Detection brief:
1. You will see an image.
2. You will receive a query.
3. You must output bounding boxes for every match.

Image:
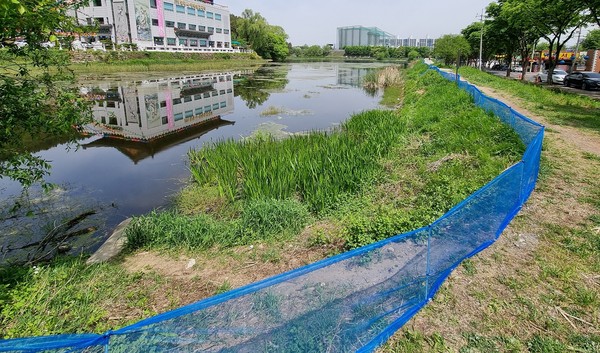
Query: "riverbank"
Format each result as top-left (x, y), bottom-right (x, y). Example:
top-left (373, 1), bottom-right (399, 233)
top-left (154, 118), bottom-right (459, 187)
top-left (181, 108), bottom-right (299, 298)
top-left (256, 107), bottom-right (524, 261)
top-left (67, 51), bottom-right (266, 74)
top-left (0, 63), bottom-right (526, 338)
top-left (380, 66), bottom-right (600, 352)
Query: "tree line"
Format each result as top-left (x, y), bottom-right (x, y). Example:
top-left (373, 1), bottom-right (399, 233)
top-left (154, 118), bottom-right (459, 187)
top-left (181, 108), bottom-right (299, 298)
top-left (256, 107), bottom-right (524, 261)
top-left (432, 0), bottom-right (600, 83)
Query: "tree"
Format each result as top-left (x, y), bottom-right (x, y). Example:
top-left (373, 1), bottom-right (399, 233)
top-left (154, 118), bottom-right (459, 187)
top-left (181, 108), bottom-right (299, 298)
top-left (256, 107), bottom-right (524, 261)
top-left (583, 0), bottom-right (600, 26)
top-left (581, 29), bottom-right (600, 49)
top-left (526, 0), bottom-right (587, 81)
top-left (433, 34), bottom-right (471, 66)
top-left (235, 9), bottom-right (289, 62)
top-left (484, 0), bottom-right (541, 79)
top-left (1, 0), bottom-right (92, 188)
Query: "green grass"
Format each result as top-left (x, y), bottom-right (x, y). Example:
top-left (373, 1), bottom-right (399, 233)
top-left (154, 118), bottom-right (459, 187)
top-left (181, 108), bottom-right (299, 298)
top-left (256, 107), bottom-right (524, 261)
top-left (0, 257), bottom-right (161, 338)
top-left (0, 62), bottom-right (530, 340)
top-left (459, 66), bottom-right (600, 133)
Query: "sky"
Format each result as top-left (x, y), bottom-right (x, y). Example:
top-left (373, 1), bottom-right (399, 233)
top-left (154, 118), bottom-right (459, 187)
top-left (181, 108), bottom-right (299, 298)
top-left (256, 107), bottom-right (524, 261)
top-left (224, 0), bottom-right (494, 46)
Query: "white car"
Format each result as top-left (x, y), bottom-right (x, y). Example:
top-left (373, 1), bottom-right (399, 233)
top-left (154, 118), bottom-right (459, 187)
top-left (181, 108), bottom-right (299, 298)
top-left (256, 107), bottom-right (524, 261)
top-left (536, 69), bottom-right (568, 84)
top-left (14, 40), bottom-right (27, 48)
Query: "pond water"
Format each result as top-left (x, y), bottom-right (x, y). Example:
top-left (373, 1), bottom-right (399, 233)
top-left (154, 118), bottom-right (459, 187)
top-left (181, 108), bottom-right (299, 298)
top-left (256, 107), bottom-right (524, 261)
top-left (0, 62), bottom-right (388, 263)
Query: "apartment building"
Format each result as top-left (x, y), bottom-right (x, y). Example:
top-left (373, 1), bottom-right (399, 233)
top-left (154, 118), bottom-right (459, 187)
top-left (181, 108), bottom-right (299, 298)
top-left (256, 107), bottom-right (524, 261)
top-left (70, 0), bottom-right (233, 52)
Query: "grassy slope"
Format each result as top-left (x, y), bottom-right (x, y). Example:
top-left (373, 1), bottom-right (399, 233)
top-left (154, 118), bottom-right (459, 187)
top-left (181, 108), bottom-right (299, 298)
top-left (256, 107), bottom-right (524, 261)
top-left (0, 64), bottom-right (526, 340)
top-left (380, 67), bottom-right (600, 352)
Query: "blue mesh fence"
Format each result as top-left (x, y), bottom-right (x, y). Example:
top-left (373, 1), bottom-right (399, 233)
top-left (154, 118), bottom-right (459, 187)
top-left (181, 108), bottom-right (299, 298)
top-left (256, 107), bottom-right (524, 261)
top-left (0, 65), bottom-right (544, 353)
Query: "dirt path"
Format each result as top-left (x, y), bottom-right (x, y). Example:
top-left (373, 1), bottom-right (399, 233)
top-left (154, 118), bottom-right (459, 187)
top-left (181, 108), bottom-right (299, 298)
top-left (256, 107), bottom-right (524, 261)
top-left (477, 85), bottom-right (600, 157)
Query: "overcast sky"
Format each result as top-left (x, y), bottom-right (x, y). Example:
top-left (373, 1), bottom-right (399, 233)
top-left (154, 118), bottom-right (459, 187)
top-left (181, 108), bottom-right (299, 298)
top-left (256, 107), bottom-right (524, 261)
top-left (224, 0), bottom-right (494, 46)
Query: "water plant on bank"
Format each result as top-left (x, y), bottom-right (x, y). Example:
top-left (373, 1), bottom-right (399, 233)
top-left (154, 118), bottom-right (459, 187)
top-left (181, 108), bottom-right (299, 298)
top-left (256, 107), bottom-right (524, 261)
top-left (129, 63), bottom-right (524, 253)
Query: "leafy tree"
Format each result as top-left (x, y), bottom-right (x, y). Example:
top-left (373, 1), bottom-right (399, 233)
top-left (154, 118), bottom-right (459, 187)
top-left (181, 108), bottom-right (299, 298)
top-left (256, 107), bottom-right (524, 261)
top-left (583, 0), bottom-right (600, 26)
top-left (581, 29), bottom-right (600, 49)
top-left (235, 9), bottom-right (289, 62)
top-left (1, 0), bottom-right (92, 188)
top-left (433, 34), bottom-right (471, 65)
top-left (407, 50), bottom-right (420, 61)
top-left (526, 0), bottom-right (587, 81)
top-left (484, 0), bottom-right (541, 79)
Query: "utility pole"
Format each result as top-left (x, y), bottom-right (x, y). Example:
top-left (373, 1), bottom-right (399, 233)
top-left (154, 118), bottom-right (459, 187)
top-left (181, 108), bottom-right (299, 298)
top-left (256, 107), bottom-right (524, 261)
top-left (479, 9), bottom-right (484, 70)
top-left (570, 27), bottom-right (582, 73)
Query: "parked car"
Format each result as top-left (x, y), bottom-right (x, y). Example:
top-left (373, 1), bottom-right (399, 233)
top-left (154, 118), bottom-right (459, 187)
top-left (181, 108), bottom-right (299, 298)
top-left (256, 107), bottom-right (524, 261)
top-left (14, 40), bottom-right (27, 48)
top-left (563, 72), bottom-right (600, 90)
top-left (491, 64), bottom-right (508, 71)
top-left (536, 69), bottom-right (568, 84)
top-left (511, 65), bottom-right (523, 73)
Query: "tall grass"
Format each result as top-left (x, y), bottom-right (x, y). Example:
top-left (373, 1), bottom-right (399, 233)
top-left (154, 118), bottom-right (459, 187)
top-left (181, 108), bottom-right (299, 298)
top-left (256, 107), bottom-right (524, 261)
top-left (189, 109), bottom-right (406, 213)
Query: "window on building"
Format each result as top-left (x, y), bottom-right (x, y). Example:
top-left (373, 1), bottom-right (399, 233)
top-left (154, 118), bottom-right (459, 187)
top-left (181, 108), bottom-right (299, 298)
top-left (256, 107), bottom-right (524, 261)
top-left (154, 37), bottom-right (164, 45)
top-left (188, 24), bottom-right (196, 30)
top-left (173, 97), bottom-right (181, 104)
top-left (220, 101), bottom-right (226, 108)
top-left (215, 13), bottom-right (221, 20)
top-left (199, 39), bottom-right (207, 47)
top-left (204, 105), bottom-right (211, 112)
top-left (208, 40), bottom-right (214, 47)
top-left (176, 5), bottom-right (184, 13)
top-left (190, 39), bottom-right (198, 46)
top-left (151, 18), bottom-right (159, 26)
top-left (224, 29), bottom-right (229, 34)
top-left (161, 116), bottom-right (168, 124)
top-left (207, 27), bottom-right (214, 33)
top-left (194, 107), bottom-right (202, 115)
top-left (206, 12), bottom-right (213, 19)
top-left (179, 38), bottom-right (188, 46)
top-left (212, 103), bottom-right (219, 109)
top-left (211, 90), bottom-right (218, 97)
top-left (226, 88), bottom-right (232, 93)
top-left (160, 101), bottom-right (167, 107)
top-left (216, 28), bottom-right (222, 33)
top-left (177, 22), bottom-right (186, 29)
top-left (187, 7), bottom-right (195, 15)
top-left (174, 112), bottom-right (183, 121)
top-left (185, 110), bottom-right (193, 118)
top-left (203, 92), bottom-right (210, 98)
top-left (167, 37), bottom-right (176, 46)
top-left (198, 26), bottom-right (206, 32)
top-left (193, 94), bottom-right (202, 100)
top-left (219, 89), bottom-right (225, 95)
top-left (149, 0), bottom-right (156, 8)
top-left (163, 2), bottom-right (173, 11)
top-left (224, 42), bottom-right (230, 48)
top-left (197, 9), bottom-right (205, 17)
top-left (216, 41), bottom-right (222, 48)
top-left (165, 21), bottom-right (175, 28)
top-left (95, 17), bottom-right (105, 24)
top-left (93, 0), bottom-right (102, 6)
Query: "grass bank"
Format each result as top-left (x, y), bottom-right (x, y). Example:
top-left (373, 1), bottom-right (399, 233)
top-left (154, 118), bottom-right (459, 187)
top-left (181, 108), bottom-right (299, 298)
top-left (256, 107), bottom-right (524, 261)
top-left (379, 66), bottom-right (600, 352)
top-left (1, 63), bottom-right (524, 338)
top-left (68, 51), bottom-right (266, 74)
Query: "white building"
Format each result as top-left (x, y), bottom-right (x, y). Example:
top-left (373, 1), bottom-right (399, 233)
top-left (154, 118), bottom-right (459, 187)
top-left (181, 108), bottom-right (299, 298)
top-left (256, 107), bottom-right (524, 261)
top-left (70, 0), bottom-right (233, 52)
top-left (80, 71), bottom-right (235, 159)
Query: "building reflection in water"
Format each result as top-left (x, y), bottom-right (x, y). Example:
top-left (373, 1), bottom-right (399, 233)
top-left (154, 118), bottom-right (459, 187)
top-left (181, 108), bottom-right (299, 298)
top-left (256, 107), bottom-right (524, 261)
top-left (79, 72), bottom-right (236, 163)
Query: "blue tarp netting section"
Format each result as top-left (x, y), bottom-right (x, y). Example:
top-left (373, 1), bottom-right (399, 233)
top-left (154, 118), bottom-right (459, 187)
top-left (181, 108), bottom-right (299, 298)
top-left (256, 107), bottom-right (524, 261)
top-left (0, 66), bottom-right (544, 353)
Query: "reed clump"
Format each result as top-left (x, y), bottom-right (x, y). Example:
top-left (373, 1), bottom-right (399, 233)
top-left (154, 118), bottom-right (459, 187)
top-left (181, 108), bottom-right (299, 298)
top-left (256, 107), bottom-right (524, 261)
top-left (363, 66), bottom-right (402, 90)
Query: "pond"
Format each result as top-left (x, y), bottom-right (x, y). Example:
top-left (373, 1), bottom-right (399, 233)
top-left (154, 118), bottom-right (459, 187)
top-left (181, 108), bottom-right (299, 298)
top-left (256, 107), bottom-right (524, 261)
top-left (0, 62), bottom-right (390, 264)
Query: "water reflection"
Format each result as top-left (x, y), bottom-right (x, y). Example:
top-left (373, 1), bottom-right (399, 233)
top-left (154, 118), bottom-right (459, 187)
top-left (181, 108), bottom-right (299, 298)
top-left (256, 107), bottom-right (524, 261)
top-left (1, 62), bottom-right (386, 264)
top-left (79, 72), bottom-right (236, 163)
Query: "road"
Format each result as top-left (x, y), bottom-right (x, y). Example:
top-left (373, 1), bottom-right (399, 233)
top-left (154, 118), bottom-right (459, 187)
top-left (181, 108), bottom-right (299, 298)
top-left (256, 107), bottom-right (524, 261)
top-left (487, 69), bottom-right (600, 100)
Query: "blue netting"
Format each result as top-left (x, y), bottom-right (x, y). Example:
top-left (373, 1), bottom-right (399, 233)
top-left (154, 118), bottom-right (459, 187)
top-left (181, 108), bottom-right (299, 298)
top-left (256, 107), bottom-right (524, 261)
top-left (0, 65), bottom-right (544, 353)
